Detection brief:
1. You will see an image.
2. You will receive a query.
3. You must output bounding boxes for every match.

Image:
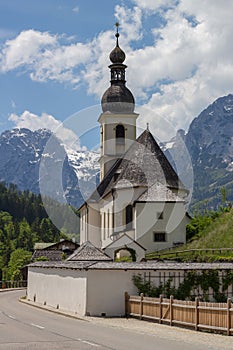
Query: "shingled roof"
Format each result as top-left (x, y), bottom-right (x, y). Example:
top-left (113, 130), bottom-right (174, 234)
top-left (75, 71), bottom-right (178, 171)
top-left (67, 241), bottom-right (112, 262)
top-left (31, 250), bottom-right (62, 262)
top-left (136, 181), bottom-right (184, 202)
top-left (28, 260), bottom-right (233, 271)
top-left (80, 129), bottom-right (185, 207)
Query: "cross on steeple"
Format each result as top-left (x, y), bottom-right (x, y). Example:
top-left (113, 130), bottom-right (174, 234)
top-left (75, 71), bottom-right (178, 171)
top-left (115, 22), bottom-right (120, 45)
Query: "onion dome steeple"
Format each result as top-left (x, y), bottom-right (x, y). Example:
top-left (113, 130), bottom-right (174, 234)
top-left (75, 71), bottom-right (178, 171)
top-left (109, 27), bottom-right (126, 64)
top-left (101, 23), bottom-right (135, 114)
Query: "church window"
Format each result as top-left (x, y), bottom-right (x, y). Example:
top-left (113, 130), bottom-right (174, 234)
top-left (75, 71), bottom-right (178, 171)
top-left (126, 205), bottom-right (133, 230)
top-left (116, 124), bottom-right (125, 144)
top-left (153, 232), bottom-right (166, 242)
top-left (112, 211), bottom-right (114, 229)
top-left (114, 172), bottom-right (120, 182)
top-left (157, 212), bottom-right (164, 220)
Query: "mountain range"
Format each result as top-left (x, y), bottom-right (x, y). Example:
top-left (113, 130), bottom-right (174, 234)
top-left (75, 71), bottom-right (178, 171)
top-left (0, 128), bottom-right (99, 208)
top-left (0, 94), bottom-right (232, 211)
top-left (164, 94), bottom-right (233, 210)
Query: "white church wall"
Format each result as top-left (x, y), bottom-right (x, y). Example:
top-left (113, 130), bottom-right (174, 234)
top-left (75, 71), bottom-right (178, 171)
top-left (87, 203), bottom-right (101, 248)
top-left (27, 267), bottom-right (87, 316)
top-left (113, 187), bottom-right (145, 233)
top-left (135, 202), bottom-right (187, 253)
top-left (80, 207), bottom-right (87, 245)
top-left (100, 193), bottom-right (114, 247)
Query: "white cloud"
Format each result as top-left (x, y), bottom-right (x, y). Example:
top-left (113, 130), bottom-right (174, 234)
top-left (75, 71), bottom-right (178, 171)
top-left (9, 111), bottom-right (81, 150)
top-left (72, 6), bottom-right (79, 13)
top-left (2, 1), bottom-right (233, 138)
top-left (1, 30), bottom-right (57, 71)
top-left (127, 0), bottom-right (233, 137)
top-left (0, 29), bottom-right (92, 85)
top-left (132, 0), bottom-right (177, 11)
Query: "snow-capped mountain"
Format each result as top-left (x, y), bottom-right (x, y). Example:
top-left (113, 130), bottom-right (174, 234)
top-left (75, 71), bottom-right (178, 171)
top-left (0, 128), bottom-right (99, 208)
top-left (65, 147), bottom-right (99, 201)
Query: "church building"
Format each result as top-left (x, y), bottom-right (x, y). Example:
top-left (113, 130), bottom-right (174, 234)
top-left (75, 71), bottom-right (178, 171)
top-left (79, 26), bottom-right (190, 261)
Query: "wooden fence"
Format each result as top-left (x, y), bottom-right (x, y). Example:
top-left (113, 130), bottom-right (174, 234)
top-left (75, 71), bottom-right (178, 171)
top-left (125, 292), bottom-right (233, 336)
top-left (147, 247), bottom-right (233, 259)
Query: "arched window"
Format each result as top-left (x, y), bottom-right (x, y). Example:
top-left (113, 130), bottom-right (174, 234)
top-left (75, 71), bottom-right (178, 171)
top-left (126, 205), bottom-right (133, 230)
top-left (116, 124), bottom-right (125, 144)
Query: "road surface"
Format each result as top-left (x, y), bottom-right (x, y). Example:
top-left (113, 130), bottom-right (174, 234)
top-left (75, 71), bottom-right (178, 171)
top-left (0, 290), bottom-right (230, 349)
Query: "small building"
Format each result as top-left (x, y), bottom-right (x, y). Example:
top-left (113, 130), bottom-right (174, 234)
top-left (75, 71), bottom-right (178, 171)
top-left (32, 239), bottom-right (80, 261)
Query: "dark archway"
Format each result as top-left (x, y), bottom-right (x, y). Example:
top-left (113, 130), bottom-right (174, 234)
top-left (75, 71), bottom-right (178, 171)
top-left (114, 247), bottom-right (136, 262)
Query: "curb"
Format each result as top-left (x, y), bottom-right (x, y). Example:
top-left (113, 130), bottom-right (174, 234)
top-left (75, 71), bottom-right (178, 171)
top-left (0, 288), bottom-right (26, 293)
top-left (19, 297), bottom-right (88, 322)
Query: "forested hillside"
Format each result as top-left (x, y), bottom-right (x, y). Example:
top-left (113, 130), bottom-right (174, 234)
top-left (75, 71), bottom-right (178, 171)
top-left (0, 182), bottom-right (78, 281)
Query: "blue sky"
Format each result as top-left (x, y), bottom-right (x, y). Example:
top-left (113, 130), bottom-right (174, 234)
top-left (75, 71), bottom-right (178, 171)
top-left (1, 0), bottom-right (233, 149)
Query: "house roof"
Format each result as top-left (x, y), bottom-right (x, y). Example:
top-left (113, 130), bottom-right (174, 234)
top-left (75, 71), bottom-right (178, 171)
top-left (34, 240), bottom-right (79, 251)
top-left (66, 241), bottom-right (112, 261)
top-left (31, 250), bottom-right (63, 262)
top-left (80, 129), bottom-right (185, 208)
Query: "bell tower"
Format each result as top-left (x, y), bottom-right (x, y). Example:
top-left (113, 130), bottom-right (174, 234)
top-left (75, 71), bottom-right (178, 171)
top-left (98, 23), bottom-right (138, 181)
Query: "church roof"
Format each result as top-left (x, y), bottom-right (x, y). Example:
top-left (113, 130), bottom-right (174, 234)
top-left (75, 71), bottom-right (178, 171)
top-left (115, 129), bottom-right (183, 188)
top-left (66, 241), bottom-right (112, 262)
top-left (80, 128), bottom-right (185, 207)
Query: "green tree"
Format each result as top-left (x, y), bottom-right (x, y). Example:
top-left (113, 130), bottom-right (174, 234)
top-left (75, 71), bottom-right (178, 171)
top-left (7, 248), bottom-right (32, 281)
top-left (16, 219), bottom-right (36, 251)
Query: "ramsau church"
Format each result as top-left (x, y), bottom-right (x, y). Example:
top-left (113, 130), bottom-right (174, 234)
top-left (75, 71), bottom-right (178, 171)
top-left (79, 27), bottom-right (190, 261)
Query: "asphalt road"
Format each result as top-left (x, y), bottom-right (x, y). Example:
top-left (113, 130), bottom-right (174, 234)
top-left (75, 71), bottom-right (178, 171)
top-left (0, 290), bottom-right (228, 350)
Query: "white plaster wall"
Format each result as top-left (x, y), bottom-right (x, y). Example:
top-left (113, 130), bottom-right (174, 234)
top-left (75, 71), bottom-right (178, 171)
top-left (113, 187), bottom-right (145, 234)
top-left (87, 204), bottom-right (101, 248)
top-left (98, 113), bottom-right (138, 155)
top-left (80, 207), bottom-right (86, 245)
top-left (136, 202), bottom-right (188, 252)
top-left (98, 112), bottom-right (138, 179)
top-left (86, 270), bottom-right (138, 316)
top-left (27, 267), bottom-right (87, 316)
top-left (100, 193), bottom-right (114, 247)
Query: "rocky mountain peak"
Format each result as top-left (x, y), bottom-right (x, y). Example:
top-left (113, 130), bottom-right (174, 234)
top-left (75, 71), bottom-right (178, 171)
top-left (184, 94), bottom-right (233, 209)
top-left (0, 128), bottom-right (99, 208)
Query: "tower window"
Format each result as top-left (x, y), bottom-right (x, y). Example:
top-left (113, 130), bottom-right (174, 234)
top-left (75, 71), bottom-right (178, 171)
top-left (126, 205), bottom-right (133, 230)
top-left (116, 124), bottom-right (125, 144)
